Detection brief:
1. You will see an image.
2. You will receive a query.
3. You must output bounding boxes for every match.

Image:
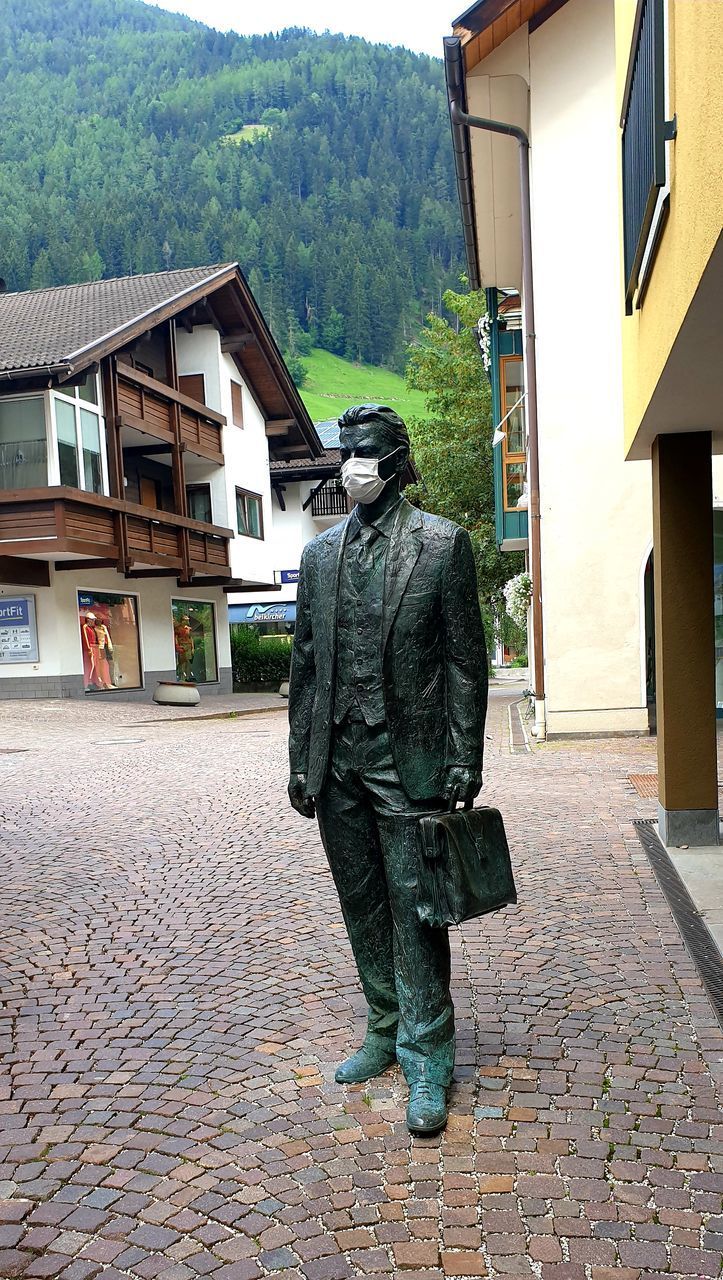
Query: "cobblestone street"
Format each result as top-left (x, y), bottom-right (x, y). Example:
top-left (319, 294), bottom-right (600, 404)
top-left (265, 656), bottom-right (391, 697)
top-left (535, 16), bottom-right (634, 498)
top-left (1, 690), bottom-right (722, 1280)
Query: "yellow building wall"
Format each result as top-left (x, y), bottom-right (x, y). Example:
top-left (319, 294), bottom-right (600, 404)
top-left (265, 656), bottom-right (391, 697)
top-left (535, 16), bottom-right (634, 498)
top-left (616, 0), bottom-right (723, 456)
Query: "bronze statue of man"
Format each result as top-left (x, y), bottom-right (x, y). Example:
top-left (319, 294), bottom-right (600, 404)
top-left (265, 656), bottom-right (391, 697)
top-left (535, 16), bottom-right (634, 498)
top-left (288, 404), bottom-right (488, 1134)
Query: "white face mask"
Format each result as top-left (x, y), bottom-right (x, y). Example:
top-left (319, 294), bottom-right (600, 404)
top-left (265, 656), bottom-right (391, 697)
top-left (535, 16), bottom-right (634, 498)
top-left (340, 450), bottom-right (397, 505)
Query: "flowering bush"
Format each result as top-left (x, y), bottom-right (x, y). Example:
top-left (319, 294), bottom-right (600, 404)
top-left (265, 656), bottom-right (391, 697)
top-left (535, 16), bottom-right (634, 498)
top-left (503, 571), bottom-right (532, 628)
top-left (477, 313), bottom-right (492, 373)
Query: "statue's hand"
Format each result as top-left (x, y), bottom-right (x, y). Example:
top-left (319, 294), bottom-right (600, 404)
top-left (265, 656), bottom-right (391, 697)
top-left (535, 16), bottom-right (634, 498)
top-left (444, 765), bottom-right (482, 811)
top-left (288, 772), bottom-right (316, 819)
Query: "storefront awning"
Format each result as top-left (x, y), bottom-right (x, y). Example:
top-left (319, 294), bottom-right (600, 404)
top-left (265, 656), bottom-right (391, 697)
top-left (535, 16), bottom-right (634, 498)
top-left (229, 601), bottom-right (297, 624)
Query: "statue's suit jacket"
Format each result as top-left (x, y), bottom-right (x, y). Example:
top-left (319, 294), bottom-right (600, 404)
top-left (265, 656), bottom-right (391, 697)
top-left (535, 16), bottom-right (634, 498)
top-left (288, 497), bottom-right (488, 802)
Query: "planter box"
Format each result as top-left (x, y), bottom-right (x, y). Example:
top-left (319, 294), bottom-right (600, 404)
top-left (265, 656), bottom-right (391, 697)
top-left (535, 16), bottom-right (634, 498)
top-left (153, 681), bottom-right (200, 706)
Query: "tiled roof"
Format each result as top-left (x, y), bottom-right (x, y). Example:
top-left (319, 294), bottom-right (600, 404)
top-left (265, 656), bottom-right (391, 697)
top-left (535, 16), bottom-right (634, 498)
top-left (0, 265), bottom-right (233, 374)
top-left (270, 448), bottom-right (340, 474)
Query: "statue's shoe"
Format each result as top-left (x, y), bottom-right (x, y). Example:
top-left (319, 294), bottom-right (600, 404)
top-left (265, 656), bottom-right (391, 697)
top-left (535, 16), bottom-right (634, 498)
top-left (406, 1080), bottom-right (448, 1135)
top-left (334, 1043), bottom-right (396, 1084)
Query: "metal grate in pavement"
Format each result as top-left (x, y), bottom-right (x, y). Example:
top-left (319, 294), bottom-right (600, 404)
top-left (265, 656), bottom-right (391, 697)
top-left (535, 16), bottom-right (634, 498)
top-left (633, 818), bottom-right (723, 1027)
top-left (508, 700), bottom-right (530, 754)
top-left (628, 772), bottom-right (658, 798)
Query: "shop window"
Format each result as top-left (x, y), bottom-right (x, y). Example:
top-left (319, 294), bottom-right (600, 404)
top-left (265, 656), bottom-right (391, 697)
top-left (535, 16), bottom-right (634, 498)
top-left (231, 381), bottom-right (244, 427)
top-left (236, 488), bottom-right (263, 539)
top-left (172, 599), bottom-right (218, 683)
top-left (78, 591), bottom-right (142, 693)
top-left (0, 396), bottom-right (48, 490)
top-left (187, 483), bottom-right (212, 524)
top-left (500, 356), bottom-right (527, 510)
top-left (53, 383), bottom-right (107, 495)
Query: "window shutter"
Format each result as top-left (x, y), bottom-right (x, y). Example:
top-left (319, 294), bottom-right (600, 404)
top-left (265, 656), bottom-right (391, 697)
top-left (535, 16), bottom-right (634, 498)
top-left (231, 381), bottom-right (244, 427)
top-left (178, 374), bottom-right (206, 405)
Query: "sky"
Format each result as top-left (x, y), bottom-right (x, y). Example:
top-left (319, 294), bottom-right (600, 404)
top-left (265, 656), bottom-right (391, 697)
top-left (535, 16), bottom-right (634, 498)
top-left (149, 0), bottom-right (452, 57)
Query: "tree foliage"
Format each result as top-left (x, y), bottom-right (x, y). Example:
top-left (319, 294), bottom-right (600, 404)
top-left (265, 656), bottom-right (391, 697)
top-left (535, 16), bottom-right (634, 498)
top-left (0, 0), bottom-right (465, 371)
top-left (405, 287), bottom-right (525, 614)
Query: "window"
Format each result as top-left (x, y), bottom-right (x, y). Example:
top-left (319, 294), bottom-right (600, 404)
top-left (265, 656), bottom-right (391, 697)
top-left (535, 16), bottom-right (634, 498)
top-left (78, 591), bottom-right (142, 693)
top-left (179, 374), bottom-right (206, 405)
top-left (621, 0), bottom-right (667, 311)
top-left (172, 599), bottom-right (218, 683)
top-left (187, 483), bottom-right (212, 524)
top-left (236, 488), bottom-right (263, 539)
top-left (77, 372), bottom-right (100, 405)
top-left (81, 410), bottom-right (102, 492)
top-left (0, 397), bottom-right (48, 490)
top-left (56, 399), bottom-right (80, 487)
top-left (500, 356), bottom-right (526, 510)
top-left (231, 381), bottom-right (244, 427)
top-left (52, 377), bottom-right (107, 495)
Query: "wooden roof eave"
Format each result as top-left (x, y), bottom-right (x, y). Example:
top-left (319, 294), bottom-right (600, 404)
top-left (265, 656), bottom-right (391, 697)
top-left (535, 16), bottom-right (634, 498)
top-left (215, 268), bottom-right (322, 460)
top-left (451, 0), bottom-right (567, 73)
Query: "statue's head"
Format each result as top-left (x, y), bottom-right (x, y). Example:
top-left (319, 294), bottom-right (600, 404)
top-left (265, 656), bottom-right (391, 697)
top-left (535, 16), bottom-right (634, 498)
top-left (338, 404), bottom-right (409, 483)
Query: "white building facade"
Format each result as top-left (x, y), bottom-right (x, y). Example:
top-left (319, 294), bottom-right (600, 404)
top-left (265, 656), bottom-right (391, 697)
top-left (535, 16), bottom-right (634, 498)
top-left (0, 265), bottom-right (321, 698)
top-left (447, 0), bottom-right (655, 737)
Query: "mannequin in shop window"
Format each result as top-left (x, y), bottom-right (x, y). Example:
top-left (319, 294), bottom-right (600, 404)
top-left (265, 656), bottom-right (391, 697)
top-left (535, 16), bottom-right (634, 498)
top-left (174, 613), bottom-right (195, 681)
top-left (82, 611), bottom-right (114, 691)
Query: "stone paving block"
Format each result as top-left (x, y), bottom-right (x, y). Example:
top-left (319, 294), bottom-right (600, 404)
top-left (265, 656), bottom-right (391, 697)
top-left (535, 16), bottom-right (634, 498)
top-left (0, 1248), bottom-right (32, 1276)
top-left (1, 695), bottom-right (723, 1280)
top-left (440, 1253), bottom-right (488, 1276)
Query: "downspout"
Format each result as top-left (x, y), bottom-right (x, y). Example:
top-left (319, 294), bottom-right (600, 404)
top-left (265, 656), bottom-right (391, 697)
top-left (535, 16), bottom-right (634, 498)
top-left (443, 36), bottom-right (546, 739)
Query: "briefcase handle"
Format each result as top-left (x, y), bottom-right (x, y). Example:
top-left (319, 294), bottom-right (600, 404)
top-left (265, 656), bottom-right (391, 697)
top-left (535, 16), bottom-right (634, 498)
top-left (447, 788), bottom-right (474, 813)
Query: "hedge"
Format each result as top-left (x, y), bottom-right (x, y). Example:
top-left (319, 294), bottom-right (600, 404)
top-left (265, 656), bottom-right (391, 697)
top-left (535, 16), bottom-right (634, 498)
top-left (230, 624), bottom-right (292, 687)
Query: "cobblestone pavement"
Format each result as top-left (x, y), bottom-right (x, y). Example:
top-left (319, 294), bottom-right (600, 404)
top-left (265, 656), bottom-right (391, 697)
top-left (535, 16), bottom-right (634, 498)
top-left (1, 691), bottom-right (722, 1280)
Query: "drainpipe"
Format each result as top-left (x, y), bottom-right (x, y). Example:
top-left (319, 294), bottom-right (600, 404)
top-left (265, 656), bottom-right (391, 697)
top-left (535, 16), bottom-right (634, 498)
top-left (444, 36), bottom-right (546, 739)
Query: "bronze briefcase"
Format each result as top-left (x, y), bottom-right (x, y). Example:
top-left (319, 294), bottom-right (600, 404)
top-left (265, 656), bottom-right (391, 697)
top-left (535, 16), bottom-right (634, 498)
top-left (416, 806), bottom-right (517, 928)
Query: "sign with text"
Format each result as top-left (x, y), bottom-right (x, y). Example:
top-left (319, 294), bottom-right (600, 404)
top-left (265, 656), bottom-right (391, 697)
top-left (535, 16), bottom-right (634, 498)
top-left (0, 595), bottom-right (39, 663)
top-left (280, 569), bottom-right (300, 584)
top-left (229, 601), bottom-right (297, 625)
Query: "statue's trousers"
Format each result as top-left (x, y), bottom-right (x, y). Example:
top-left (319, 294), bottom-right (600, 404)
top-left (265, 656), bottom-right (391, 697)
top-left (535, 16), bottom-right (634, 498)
top-left (316, 715), bottom-right (455, 1086)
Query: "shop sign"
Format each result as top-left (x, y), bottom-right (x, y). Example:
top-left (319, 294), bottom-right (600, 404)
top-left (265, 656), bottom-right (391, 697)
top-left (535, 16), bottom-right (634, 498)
top-left (246, 602), bottom-right (294, 622)
top-left (0, 595), bottom-right (39, 663)
top-left (280, 569), bottom-right (300, 584)
top-left (230, 602), bottom-right (297, 624)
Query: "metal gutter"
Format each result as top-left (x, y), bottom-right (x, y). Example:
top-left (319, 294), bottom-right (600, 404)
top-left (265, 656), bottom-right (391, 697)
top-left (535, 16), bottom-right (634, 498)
top-left (444, 38), bottom-right (481, 291)
top-left (0, 362), bottom-right (71, 382)
top-left (443, 34), bottom-right (546, 736)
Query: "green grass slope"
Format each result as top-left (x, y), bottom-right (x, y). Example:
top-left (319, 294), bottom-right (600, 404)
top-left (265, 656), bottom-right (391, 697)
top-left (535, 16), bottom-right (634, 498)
top-left (299, 349), bottom-right (429, 425)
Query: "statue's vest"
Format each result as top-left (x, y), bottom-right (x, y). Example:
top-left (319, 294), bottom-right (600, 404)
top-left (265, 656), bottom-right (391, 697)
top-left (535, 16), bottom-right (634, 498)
top-left (334, 533), bottom-right (386, 727)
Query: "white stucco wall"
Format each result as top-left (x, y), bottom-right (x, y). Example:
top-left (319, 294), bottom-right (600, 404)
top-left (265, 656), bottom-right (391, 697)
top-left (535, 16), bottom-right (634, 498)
top-left (175, 326), bottom-right (275, 588)
top-left (470, 0), bottom-right (653, 734)
top-left (529, 0), bottom-right (652, 734)
top-left (246, 480), bottom-right (330, 606)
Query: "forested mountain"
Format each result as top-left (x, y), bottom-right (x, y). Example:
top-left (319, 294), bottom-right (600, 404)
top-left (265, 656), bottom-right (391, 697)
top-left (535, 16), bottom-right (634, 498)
top-left (0, 0), bottom-right (464, 369)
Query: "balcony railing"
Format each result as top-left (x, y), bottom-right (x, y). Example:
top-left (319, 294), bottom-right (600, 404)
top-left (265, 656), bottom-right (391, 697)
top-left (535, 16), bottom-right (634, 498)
top-left (311, 481), bottom-right (348, 518)
top-left (115, 364), bottom-right (225, 463)
top-left (621, 0), bottom-right (666, 313)
top-left (0, 487), bottom-right (233, 580)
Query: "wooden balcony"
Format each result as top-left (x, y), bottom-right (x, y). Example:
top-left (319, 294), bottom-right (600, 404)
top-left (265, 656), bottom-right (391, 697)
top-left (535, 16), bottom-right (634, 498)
top-left (311, 480), bottom-right (348, 519)
top-left (0, 488), bottom-right (233, 581)
top-left (115, 364), bottom-right (225, 463)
